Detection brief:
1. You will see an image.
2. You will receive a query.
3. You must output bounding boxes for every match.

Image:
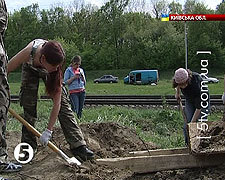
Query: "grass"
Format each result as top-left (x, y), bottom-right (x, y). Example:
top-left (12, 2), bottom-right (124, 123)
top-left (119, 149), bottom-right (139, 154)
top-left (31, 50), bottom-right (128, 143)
top-left (8, 101), bottom-right (57, 133)
top-left (8, 69), bottom-right (224, 95)
top-left (8, 102), bottom-right (223, 149)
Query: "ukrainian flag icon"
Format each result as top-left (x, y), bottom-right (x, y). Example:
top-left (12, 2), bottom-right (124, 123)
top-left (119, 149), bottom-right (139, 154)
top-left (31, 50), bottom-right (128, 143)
top-left (161, 14), bottom-right (169, 21)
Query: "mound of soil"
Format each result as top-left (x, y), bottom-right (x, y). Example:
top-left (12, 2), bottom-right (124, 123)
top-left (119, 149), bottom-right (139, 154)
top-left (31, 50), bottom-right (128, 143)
top-left (190, 121), bottom-right (225, 154)
top-left (3, 122), bottom-right (225, 180)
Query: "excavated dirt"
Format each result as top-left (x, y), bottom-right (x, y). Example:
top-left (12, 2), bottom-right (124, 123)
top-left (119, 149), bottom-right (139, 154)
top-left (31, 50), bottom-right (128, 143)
top-left (191, 121), bottom-right (225, 154)
top-left (2, 122), bottom-right (225, 180)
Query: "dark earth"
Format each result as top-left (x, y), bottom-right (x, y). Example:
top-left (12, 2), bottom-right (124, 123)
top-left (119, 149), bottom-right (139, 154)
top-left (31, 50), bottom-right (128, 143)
top-left (193, 120), bottom-right (225, 154)
top-left (3, 122), bottom-right (225, 180)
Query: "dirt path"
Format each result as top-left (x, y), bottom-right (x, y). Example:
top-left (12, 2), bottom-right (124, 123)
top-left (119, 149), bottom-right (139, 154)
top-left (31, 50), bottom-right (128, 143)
top-left (2, 122), bottom-right (225, 180)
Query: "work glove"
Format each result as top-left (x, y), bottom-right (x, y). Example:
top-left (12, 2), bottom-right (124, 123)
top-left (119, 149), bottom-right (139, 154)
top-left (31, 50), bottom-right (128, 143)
top-left (40, 129), bottom-right (52, 146)
top-left (222, 92), bottom-right (225, 104)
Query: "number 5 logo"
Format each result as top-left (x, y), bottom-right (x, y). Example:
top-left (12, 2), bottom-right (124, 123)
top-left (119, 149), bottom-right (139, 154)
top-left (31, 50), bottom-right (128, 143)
top-left (14, 143), bottom-right (34, 164)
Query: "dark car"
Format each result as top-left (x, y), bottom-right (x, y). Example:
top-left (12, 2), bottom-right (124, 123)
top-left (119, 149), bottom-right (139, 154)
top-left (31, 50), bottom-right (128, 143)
top-left (94, 75), bottom-right (118, 83)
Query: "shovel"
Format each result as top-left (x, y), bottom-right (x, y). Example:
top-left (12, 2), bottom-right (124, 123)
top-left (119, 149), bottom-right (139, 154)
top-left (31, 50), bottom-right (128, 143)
top-left (8, 108), bottom-right (81, 166)
top-left (178, 100), bottom-right (188, 127)
top-left (178, 99), bottom-right (190, 146)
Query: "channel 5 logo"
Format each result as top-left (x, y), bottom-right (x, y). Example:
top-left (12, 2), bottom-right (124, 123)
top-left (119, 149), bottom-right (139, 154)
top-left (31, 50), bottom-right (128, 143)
top-left (14, 143), bottom-right (34, 164)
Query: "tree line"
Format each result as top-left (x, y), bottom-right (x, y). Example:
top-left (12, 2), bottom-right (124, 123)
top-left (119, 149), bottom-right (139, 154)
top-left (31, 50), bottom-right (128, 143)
top-left (5, 0), bottom-right (225, 72)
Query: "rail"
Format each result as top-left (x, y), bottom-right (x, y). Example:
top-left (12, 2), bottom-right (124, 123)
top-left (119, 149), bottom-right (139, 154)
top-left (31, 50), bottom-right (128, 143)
top-left (10, 95), bottom-right (223, 106)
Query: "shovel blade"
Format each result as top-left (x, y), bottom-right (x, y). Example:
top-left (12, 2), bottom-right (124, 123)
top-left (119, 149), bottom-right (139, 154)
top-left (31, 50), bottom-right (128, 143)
top-left (58, 149), bottom-right (81, 166)
top-left (68, 157), bottom-right (82, 166)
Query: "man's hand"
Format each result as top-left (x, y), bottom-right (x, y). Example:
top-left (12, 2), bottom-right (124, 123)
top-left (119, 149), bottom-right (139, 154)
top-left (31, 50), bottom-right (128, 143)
top-left (40, 129), bottom-right (52, 146)
top-left (222, 93), bottom-right (225, 104)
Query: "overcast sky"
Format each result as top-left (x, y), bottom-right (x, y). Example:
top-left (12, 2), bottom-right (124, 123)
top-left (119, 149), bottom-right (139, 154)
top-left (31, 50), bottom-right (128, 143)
top-left (6, 0), bottom-right (104, 12)
top-left (6, 0), bottom-right (223, 13)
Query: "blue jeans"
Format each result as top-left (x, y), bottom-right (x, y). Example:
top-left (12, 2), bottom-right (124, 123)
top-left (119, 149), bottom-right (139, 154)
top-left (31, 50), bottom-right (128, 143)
top-left (69, 91), bottom-right (86, 119)
top-left (183, 98), bottom-right (210, 145)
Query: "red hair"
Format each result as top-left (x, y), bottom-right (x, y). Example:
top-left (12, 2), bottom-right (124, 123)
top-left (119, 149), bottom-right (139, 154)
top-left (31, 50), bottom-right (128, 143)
top-left (46, 67), bottom-right (62, 97)
top-left (41, 40), bottom-right (65, 96)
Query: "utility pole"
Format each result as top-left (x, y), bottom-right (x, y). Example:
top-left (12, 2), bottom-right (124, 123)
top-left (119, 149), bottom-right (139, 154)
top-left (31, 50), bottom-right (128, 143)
top-left (184, 21), bottom-right (188, 69)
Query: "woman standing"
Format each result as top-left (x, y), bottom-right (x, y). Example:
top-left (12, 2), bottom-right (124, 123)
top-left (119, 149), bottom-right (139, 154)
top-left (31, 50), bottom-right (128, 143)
top-left (64, 55), bottom-right (86, 119)
top-left (172, 68), bottom-right (210, 144)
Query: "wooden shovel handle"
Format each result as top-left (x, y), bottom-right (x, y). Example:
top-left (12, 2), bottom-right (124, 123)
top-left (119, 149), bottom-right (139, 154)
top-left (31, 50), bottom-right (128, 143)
top-left (178, 101), bottom-right (191, 147)
top-left (178, 100), bottom-right (188, 125)
top-left (8, 108), bottom-right (59, 153)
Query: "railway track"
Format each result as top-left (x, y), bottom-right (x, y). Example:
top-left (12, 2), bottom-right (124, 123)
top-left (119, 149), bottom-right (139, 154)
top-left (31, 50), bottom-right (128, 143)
top-left (10, 95), bottom-right (223, 106)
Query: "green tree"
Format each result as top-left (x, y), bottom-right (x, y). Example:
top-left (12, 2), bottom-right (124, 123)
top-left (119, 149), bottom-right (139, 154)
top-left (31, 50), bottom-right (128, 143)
top-left (169, 1), bottom-right (182, 14)
top-left (55, 37), bottom-right (80, 70)
top-left (149, 22), bottom-right (184, 70)
top-left (98, 0), bottom-right (129, 69)
top-left (122, 12), bottom-right (153, 69)
top-left (216, 1), bottom-right (225, 47)
top-left (184, 1), bottom-right (224, 70)
top-left (6, 4), bottom-right (41, 58)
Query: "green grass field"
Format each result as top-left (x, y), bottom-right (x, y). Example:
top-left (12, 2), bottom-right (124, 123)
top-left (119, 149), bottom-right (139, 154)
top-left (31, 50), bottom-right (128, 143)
top-left (8, 69), bottom-right (224, 96)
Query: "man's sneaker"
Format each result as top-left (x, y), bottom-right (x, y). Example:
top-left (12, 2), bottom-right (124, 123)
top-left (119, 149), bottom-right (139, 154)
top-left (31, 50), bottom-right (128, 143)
top-left (71, 145), bottom-right (94, 162)
top-left (0, 177), bottom-right (11, 180)
top-left (0, 161), bottom-right (22, 173)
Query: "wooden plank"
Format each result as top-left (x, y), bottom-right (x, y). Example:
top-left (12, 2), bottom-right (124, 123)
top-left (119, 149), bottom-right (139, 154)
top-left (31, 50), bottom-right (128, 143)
top-left (188, 121), bottom-right (225, 154)
top-left (96, 153), bottom-right (225, 173)
top-left (188, 122), bottom-right (201, 153)
top-left (129, 147), bottom-right (189, 157)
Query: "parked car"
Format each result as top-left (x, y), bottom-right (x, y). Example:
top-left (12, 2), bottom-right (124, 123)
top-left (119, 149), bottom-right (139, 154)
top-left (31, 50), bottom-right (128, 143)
top-left (124, 70), bottom-right (159, 85)
top-left (201, 75), bottom-right (219, 83)
top-left (94, 75), bottom-right (118, 83)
